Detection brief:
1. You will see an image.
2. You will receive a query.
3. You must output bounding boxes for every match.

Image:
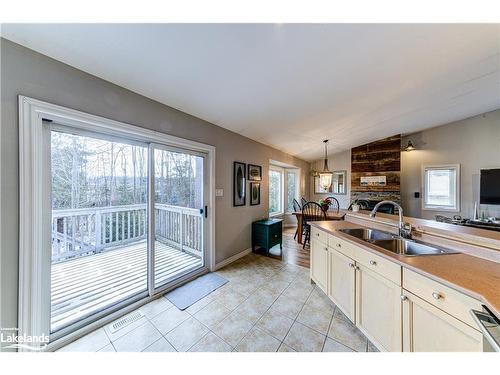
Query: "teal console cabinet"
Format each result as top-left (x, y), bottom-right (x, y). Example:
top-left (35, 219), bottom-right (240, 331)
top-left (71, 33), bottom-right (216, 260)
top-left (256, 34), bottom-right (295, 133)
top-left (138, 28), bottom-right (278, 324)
top-left (252, 219), bottom-right (283, 255)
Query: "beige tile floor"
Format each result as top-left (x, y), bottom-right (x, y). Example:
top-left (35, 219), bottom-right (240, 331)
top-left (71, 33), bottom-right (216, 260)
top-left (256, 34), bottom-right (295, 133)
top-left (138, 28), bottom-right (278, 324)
top-left (58, 253), bottom-right (377, 352)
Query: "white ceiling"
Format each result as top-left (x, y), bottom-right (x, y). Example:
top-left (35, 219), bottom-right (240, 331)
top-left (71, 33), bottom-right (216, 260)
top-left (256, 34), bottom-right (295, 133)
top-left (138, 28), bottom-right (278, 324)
top-left (2, 24), bottom-right (499, 161)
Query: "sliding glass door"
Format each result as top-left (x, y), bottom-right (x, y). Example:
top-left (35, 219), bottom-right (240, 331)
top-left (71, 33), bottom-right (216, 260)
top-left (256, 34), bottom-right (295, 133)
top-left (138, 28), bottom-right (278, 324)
top-left (50, 129), bottom-right (150, 333)
top-left (49, 127), bottom-right (207, 336)
top-left (152, 146), bottom-right (206, 290)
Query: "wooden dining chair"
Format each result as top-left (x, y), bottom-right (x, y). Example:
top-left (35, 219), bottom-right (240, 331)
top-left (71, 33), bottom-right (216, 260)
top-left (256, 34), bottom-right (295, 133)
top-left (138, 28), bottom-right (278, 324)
top-left (293, 199), bottom-right (302, 240)
top-left (326, 196), bottom-right (340, 213)
top-left (301, 197), bottom-right (308, 207)
top-left (357, 199), bottom-right (370, 210)
top-left (302, 202), bottom-right (326, 249)
top-left (293, 198), bottom-right (301, 212)
top-left (376, 202), bottom-right (395, 214)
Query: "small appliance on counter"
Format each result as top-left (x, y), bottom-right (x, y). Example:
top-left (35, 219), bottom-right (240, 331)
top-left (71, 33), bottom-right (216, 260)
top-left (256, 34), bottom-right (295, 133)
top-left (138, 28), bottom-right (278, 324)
top-left (435, 214), bottom-right (500, 232)
top-left (464, 218), bottom-right (500, 232)
top-left (471, 306), bottom-right (500, 352)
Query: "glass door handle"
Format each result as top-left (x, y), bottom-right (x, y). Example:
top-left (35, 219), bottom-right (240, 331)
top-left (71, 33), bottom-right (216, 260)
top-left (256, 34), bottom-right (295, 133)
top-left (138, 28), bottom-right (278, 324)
top-left (200, 206), bottom-right (208, 218)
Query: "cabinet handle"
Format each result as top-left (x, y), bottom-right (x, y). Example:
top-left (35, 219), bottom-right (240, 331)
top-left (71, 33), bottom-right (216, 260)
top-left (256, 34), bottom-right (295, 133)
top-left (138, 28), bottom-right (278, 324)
top-left (336, 243), bottom-right (341, 248)
top-left (432, 292), bottom-right (442, 300)
top-left (369, 260), bottom-right (377, 266)
top-left (348, 263), bottom-right (355, 268)
top-left (354, 266), bottom-right (360, 271)
top-left (400, 295), bottom-right (408, 301)
top-left (316, 233), bottom-right (320, 236)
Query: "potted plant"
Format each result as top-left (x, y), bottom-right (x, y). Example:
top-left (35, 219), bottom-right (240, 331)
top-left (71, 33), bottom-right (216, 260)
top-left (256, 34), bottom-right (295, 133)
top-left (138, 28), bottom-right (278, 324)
top-left (350, 198), bottom-right (361, 212)
top-left (319, 197), bottom-right (332, 212)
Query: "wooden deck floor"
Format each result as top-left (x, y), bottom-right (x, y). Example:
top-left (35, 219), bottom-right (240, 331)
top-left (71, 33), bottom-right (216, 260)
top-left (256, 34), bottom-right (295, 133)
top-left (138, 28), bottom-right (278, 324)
top-left (51, 241), bottom-right (201, 332)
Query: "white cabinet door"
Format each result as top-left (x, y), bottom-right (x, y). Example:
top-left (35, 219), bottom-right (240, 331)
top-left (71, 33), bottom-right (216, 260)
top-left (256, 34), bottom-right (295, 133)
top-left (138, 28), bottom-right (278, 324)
top-left (328, 248), bottom-right (356, 322)
top-left (402, 291), bottom-right (483, 352)
top-left (355, 264), bottom-right (402, 352)
top-left (310, 239), bottom-right (328, 292)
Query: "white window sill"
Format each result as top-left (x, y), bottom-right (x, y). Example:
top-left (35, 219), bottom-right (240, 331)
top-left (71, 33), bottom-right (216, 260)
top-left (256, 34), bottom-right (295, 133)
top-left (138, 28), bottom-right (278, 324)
top-left (422, 206), bottom-right (459, 212)
top-left (269, 211), bottom-right (284, 218)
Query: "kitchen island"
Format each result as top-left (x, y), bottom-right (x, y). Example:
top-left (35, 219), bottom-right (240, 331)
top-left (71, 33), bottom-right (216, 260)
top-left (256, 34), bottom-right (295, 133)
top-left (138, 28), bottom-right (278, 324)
top-left (308, 213), bottom-right (500, 352)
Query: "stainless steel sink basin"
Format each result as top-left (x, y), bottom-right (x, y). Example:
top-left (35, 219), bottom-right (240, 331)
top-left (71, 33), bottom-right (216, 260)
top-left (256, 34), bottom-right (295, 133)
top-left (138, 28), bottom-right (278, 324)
top-left (339, 228), bottom-right (460, 256)
top-left (339, 228), bottom-right (395, 241)
top-left (370, 238), bottom-right (460, 256)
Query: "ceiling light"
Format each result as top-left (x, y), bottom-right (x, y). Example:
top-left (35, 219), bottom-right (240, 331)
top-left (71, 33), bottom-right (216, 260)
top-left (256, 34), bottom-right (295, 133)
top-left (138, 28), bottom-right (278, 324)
top-left (319, 140), bottom-right (333, 190)
top-left (403, 140), bottom-right (416, 152)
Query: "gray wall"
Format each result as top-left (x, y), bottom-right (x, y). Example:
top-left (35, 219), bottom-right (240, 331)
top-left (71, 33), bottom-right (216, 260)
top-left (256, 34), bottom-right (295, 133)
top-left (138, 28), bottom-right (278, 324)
top-left (401, 109), bottom-right (500, 220)
top-left (0, 39), bottom-right (310, 338)
top-left (310, 150), bottom-right (351, 208)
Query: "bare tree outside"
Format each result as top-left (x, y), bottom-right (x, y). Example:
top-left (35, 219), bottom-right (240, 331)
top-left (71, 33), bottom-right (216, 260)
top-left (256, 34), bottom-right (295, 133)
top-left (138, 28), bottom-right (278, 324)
top-left (269, 169), bottom-right (282, 214)
top-left (51, 131), bottom-right (202, 210)
top-left (51, 131), bottom-right (148, 209)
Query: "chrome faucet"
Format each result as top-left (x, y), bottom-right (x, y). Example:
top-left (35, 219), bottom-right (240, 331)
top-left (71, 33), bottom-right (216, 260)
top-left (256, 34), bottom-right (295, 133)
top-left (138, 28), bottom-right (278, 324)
top-left (369, 200), bottom-right (412, 239)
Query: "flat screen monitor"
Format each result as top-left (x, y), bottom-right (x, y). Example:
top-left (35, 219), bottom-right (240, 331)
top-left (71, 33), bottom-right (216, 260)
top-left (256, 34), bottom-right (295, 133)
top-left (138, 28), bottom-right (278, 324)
top-left (480, 168), bottom-right (500, 205)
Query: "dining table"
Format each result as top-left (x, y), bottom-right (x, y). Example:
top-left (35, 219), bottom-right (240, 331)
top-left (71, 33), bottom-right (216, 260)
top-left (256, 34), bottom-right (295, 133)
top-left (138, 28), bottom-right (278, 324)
top-left (292, 209), bottom-right (346, 244)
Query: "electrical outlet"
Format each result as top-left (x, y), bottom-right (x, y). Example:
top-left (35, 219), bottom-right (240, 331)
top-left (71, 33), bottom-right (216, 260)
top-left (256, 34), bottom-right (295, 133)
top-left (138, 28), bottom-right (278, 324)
top-left (215, 189), bottom-right (224, 197)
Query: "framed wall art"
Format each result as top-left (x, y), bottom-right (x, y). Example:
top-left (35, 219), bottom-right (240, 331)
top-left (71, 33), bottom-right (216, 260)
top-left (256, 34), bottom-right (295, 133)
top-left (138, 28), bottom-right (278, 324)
top-left (250, 182), bottom-right (261, 206)
top-left (248, 164), bottom-right (262, 181)
top-left (233, 161), bottom-right (246, 206)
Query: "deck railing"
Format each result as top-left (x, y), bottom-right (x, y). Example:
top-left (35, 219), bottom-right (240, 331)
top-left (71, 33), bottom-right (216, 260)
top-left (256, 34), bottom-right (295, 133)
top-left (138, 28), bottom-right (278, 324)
top-left (51, 203), bottom-right (203, 262)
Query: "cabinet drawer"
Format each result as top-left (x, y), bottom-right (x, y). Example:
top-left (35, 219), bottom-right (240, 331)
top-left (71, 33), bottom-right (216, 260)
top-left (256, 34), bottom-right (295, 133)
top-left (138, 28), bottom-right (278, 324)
top-left (403, 268), bottom-right (482, 328)
top-left (355, 248), bottom-right (401, 285)
top-left (328, 235), bottom-right (357, 259)
top-left (311, 227), bottom-right (328, 245)
top-left (269, 224), bottom-right (282, 241)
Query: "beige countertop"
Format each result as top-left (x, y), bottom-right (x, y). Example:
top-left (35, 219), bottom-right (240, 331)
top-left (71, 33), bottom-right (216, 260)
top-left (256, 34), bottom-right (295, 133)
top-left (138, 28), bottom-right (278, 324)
top-left (310, 220), bottom-right (500, 318)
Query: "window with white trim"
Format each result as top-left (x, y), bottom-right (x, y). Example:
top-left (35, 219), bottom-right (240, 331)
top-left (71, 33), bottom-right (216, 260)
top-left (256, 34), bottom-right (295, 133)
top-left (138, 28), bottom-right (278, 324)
top-left (286, 170), bottom-right (298, 212)
top-left (422, 164), bottom-right (460, 211)
top-left (269, 165), bottom-right (299, 216)
top-left (269, 166), bottom-right (283, 216)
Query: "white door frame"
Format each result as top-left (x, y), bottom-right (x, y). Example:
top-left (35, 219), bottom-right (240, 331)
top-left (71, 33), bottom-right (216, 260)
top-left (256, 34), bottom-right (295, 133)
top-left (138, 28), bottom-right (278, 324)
top-left (18, 95), bottom-right (216, 351)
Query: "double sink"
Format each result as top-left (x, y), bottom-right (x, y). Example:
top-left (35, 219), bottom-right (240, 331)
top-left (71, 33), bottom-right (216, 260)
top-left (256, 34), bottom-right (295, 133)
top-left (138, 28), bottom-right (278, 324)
top-left (339, 228), bottom-right (460, 256)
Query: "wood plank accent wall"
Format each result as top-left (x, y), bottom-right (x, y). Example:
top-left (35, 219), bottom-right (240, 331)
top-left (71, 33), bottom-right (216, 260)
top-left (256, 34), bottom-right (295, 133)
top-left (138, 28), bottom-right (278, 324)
top-left (351, 135), bottom-right (401, 201)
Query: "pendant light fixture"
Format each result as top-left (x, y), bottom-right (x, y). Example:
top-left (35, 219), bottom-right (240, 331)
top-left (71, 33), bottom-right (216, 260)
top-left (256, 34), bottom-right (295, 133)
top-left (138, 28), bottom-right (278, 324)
top-left (403, 140), bottom-right (416, 152)
top-left (319, 139), bottom-right (333, 191)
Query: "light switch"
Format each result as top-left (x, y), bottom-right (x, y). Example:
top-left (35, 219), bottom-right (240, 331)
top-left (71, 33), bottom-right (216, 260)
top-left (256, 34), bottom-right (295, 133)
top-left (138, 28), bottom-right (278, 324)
top-left (215, 189), bottom-right (224, 197)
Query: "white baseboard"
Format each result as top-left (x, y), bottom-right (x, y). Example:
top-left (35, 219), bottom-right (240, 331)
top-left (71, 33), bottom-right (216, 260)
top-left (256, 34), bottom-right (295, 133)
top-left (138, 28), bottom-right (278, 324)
top-left (214, 248), bottom-right (252, 270)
